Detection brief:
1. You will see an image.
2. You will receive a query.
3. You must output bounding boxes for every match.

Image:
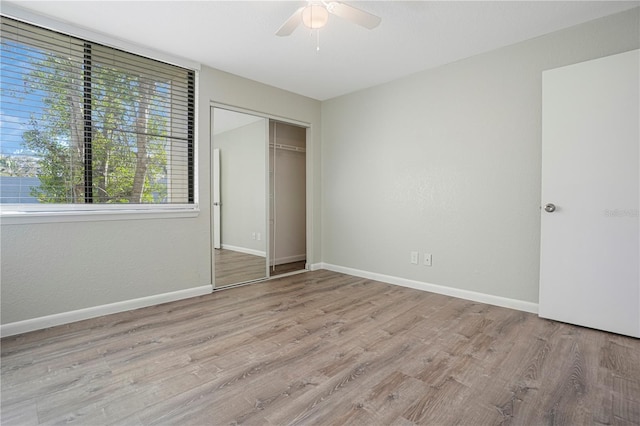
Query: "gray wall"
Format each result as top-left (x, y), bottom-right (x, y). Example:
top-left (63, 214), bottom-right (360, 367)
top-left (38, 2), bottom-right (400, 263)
top-left (0, 64), bottom-right (321, 325)
top-left (215, 119), bottom-right (267, 254)
top-left (320, 8), bottom-right (639, 304)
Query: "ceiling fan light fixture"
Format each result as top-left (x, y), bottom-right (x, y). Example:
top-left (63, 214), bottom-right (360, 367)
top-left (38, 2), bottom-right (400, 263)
top-left (301, 5), bottom-right (329, 29)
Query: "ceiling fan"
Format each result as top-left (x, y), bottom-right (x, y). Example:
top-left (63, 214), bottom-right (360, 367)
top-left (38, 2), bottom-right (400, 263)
top-left (276, 1), bottom-right (382, 36)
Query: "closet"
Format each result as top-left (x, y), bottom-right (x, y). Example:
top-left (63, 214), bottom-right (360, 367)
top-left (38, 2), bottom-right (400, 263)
top-left (269, 121), bottom-right (306, 276)
top-left (211, 106), bottom-right (307, 288)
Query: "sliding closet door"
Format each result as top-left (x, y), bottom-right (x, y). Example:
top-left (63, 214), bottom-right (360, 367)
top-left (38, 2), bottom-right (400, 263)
top-left (212, 107), bottom-right (269, 287)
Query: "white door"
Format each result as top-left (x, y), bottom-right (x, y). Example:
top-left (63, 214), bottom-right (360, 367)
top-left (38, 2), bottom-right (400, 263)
top-left (213, 148), bottom-right (221, 249)
top-left (539, 50), bottom-right (639, 337)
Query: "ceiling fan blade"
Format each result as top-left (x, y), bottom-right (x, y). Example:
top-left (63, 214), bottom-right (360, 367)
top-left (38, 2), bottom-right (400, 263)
top-left (326, 2), bottom-right (381, 29)
top-left (276, 7), bottom-right (304, 36)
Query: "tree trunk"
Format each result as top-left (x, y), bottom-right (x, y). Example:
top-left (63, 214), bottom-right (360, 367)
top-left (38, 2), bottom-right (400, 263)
top-left (93, 125), bottom-right (112, 203)
top-left (131, 78), bottom-right (152, 203)
top-left (67, 89), bottom-right (85, 203)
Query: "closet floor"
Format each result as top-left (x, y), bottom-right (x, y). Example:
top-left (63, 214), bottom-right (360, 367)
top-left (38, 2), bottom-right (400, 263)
top-left (270, 260), bottom-right (307, 277)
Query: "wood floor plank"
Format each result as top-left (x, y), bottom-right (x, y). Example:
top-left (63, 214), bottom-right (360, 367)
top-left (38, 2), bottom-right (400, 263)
top-left (2, 270), bottom-right (639, 425)
top-left (214, 248), bottom-right (267, 287)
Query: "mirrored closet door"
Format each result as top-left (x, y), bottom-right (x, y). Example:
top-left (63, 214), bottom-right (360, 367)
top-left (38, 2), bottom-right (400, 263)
top-left (212, 107), bottom-right (268, 287)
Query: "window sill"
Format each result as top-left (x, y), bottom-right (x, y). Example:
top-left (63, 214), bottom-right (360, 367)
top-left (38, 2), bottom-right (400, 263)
top-left (0, 205), bottom-right (200, 225)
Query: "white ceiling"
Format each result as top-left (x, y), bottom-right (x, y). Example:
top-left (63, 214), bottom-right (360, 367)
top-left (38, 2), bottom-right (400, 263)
top-left (212, 108), bottom-right (265, 135)
top-left (4, 1), bottom-right (639, 101)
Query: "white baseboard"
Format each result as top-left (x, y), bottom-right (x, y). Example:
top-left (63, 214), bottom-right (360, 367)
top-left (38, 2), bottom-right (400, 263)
top-left (221, 244), bottom-right (266, 258)
top-left (1, 265), bottom-right (538, 337)
top-left (0, 285), bottom-right (213, 338)
top-left (319, 263), bottom-right (538, 314)
top-left (308, 262), bottom-right (324, 271)
top-left (270, 253), bottom-right (306, 266)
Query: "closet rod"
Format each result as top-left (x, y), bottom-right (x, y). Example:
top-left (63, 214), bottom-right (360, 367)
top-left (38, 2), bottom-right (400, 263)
top-left (269, 143), bottom-right (306, 153)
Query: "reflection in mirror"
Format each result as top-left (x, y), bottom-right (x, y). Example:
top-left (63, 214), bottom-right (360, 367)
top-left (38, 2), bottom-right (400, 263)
top-left (212, 108), bottom-right (268, 287)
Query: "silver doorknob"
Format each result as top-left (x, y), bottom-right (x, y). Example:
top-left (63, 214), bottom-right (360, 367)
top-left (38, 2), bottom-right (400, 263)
top-left (544, 203), bottom-right (556, 213)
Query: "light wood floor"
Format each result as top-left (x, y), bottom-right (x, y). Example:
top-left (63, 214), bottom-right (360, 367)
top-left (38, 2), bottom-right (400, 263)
top-left (214, 249), bottom-right (267, 287)
top-left (2, 270), bottom-right (639, 425)
top-left (214, 249), bottom-right (306, 287)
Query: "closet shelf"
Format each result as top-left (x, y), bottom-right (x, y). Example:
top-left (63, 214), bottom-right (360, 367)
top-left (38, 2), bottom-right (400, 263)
top-left (270, 143), bottom-right (306, 153)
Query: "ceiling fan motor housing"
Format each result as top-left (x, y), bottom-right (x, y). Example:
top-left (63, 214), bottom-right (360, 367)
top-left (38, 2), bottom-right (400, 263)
top-left (302, 4), bottom-right (329, 29)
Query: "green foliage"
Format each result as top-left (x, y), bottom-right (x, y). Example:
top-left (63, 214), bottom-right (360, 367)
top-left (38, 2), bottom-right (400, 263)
top-left (21, 51), bottom-right (170, 204)
top-left (23, 118), bottom-right (83, 203)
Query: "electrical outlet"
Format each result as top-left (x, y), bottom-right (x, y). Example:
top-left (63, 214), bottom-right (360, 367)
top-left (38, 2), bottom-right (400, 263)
top-left (257, 233), bottom-right (261, 241)
top-left (410, 251), bottom-right (419, 265)
top-left (424, 253), bottom-right (432, 266)
top-left (252, 232), bottom-right (256, 240)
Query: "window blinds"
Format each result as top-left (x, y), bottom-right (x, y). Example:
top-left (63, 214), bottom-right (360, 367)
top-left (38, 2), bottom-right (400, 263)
top-left (0, 16), bottom-right (195, 205)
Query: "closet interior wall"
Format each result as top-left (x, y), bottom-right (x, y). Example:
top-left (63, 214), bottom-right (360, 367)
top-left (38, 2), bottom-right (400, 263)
top-left (269, 121), bottom-right (307, 271)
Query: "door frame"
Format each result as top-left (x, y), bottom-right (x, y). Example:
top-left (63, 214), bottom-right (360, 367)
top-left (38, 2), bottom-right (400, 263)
top-left (212, 148), bottom-right (221, 249)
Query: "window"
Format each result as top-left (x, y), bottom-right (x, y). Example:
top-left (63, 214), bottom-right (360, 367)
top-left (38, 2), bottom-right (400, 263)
top-left (0, 16), bottom-right (195, 212)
